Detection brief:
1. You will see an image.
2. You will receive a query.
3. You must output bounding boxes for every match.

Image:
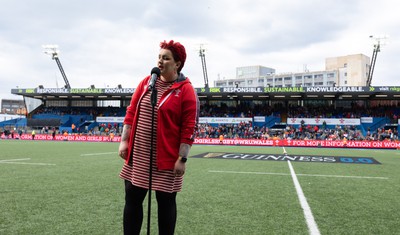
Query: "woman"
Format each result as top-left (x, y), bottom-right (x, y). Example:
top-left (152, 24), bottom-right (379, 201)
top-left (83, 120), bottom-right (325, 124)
top-left (118, 40), bottom-right (199, 235)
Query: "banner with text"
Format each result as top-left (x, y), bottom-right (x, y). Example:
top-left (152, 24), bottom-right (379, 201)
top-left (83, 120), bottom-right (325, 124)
top-left (2, 134), bottom-right (399, 149)
top-left (96, 116), bottom-right (125, 123)
top-left (194, 138), bottom-right (400, 149)
top-left (286, 118), bottom-right (360, 125)
top-left (199, 117), bottom-right (253, 124)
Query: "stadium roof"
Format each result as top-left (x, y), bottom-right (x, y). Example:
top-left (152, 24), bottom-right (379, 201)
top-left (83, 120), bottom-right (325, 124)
top-left (10, 86), bottom-right (400, 101)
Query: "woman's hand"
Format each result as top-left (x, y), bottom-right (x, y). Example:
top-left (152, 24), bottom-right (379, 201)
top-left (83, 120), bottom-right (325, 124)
top-left (173, 159), bottom-right (186, 177)
top-left (118, 125), bottom-right (131, 160)
top-left (118, 141), bottom-right (129, 160)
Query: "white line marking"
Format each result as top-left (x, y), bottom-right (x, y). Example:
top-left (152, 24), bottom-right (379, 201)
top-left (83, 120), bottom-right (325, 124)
top-left (0, 162), bottom-right (56, 166)
top-left (208, 170), bottom-right (389, 180)
top-left (80, 152), bottom-right (117, 156)
top-left (0, 158), bottom-right (55, 166)
top-left (210, 170), bottom-right (291, 176)
top-left (287, 160), bottom-right (320, 235)
top-left (296, 173), bottom-right (389, 180)
top-left (0, 158), bottom-right (31, 162)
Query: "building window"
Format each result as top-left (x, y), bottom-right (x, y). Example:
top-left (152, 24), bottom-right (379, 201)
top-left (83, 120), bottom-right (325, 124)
top-left (97, 100), bottom-right (120, 107)
top-left (258, 78), bottom-right (264, 83)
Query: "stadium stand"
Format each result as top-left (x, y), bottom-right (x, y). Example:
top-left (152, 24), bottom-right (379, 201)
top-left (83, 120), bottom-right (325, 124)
top-left (2, 86), bottom-right (400, 143)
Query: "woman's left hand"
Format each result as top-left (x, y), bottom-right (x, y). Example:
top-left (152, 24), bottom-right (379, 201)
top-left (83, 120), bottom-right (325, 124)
top-left (173, 159), bottom-right (186, 177)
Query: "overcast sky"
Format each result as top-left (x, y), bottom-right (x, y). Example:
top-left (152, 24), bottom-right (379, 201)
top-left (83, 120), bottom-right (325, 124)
top-left (0, 0), bottom-right (398, 100)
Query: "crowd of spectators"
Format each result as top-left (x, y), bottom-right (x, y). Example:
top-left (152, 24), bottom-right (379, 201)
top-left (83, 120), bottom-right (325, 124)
top-left (30, 102), bottom-right (400, 123)
top-left (287, 103), bottom-right (399, 121)
top-left (200, 103), bottom-right (280, 118)
top-left (32, 106), bottom-right (124, 118)
top-left (194, 122), bottom-right (399, 141)
top-left (90, 123), bottom-right (121, 136)
top-left (193, 102), bottom-right (400, 141)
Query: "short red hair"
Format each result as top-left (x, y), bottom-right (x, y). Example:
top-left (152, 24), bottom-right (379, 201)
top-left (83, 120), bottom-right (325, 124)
top-left (160, 40), bottom-right (186, 73)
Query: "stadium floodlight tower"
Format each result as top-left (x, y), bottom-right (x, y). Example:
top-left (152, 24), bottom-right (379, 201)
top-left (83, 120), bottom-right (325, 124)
top-left (366, 35), bottom-right (388, 86)
top-left (42, 44), bottom-right (71, 89)
top-left (199, 44), bottom-right (209, 88)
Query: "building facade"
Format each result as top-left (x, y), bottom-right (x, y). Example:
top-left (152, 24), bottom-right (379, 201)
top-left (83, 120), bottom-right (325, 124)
top-left (1, 99), bottom-right (26, 115)
top-left (214, 54), bottom-right (371, 88)
top-left (325, 54), bottom-right (370, 86)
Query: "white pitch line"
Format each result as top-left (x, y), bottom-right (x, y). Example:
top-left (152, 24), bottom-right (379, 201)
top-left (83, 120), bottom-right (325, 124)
top-left (0, 158), bottom-right (55, 166)
top-left (296, 173), bottom-right (389, 180)
top-left (208, 170), bottom-right (388, 180)
top-left (209, 170), bottom-right (291, 176)
top-left (287, 160), bottom-right (320, 235)
top-left (0, 158), bottom-right (31, 162)
top-left (0, 162), bottom-right (56, 166)
top-left (80, 152), bottom-right (117, 156)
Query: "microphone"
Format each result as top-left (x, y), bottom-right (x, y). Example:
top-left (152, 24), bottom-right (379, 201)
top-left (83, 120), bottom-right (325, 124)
top-left (148, 67), bottom-right (161, 90)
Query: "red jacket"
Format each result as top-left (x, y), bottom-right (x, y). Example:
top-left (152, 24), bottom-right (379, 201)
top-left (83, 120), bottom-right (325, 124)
top-left (123, 74), bottom-right (199, 170)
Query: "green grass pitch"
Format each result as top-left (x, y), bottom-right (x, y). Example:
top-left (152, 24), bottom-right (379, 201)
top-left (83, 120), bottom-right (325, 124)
top-left (0, 140), bottom-right (399, 234)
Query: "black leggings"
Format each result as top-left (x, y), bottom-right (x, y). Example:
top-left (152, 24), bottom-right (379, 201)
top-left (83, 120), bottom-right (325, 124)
top-left (123, 180), bottom-right (177, 235)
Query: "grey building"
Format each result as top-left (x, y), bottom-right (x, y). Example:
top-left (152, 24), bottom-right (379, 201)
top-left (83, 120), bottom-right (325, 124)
top-left (214, 54), bottom-right (370, 88)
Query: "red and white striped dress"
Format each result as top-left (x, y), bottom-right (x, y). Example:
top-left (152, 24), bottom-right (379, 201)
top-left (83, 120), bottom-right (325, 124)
top-left (119, 79), bottom-right (183, 193)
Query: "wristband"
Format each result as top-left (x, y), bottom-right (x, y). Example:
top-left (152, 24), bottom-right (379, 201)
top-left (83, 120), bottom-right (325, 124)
top-left (179, 155), bottom-right (187, 163)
